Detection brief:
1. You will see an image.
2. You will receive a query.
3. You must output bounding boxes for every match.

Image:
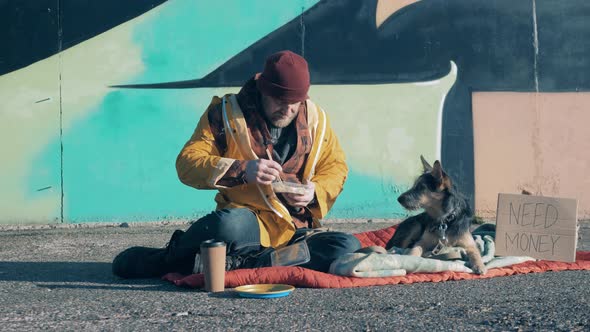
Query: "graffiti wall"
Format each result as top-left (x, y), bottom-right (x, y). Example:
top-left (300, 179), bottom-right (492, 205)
top-left (1, 0), bottom-right (589, 224)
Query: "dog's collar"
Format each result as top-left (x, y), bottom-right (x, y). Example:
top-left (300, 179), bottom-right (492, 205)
top-left (443, 211), bottom-right (457, 224)
top-left (433, 210), bottom-right (457, 242)
top-left (432, 210), bottom-right (457, 227)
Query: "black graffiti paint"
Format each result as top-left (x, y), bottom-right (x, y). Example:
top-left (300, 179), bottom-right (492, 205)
top-left (0, 0), bottom-right (167, 75)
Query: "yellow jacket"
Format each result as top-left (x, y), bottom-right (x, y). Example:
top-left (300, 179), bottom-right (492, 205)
top-left (176, 94), bottom-right (348, 248)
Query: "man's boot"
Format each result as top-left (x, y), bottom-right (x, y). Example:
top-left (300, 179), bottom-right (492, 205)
top-left (112, 230), bottom-right (186, 278)
top-left (112, 246), bottom-right (170, 278)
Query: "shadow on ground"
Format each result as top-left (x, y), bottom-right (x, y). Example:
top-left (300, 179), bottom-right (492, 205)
top-left (0, 261), bottom-right (188, 292)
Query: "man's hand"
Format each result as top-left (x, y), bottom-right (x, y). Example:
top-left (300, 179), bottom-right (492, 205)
top-left (244, 159), bottom-right (283, 185)
top-left (283, 182), bottom-right (316, 208)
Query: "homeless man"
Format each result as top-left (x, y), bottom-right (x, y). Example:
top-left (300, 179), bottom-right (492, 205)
top-left (112, 50), bottom-right (360, 278)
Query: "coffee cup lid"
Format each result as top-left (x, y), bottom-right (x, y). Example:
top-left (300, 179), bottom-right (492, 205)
top-left (200, 239), bottom-right (226, 248)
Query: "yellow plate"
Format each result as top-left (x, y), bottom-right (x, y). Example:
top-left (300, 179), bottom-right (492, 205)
top-left (234, 284), bottom-right (295, 298)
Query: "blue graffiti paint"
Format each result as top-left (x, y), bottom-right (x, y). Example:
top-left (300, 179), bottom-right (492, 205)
top-left (63, 89), bottom-right (222, 221)
top-left (331, 170), bottom-right (408, 219)
top-left (131, 0), bottom-right (319, 82)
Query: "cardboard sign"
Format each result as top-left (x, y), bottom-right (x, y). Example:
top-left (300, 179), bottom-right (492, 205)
top-left (495, 193), bottom-right (578, 262)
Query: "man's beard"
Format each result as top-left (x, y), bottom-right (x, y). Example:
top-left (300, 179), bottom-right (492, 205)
top-left (269, 112), bottom-right (297, 128)
top-left (270, 117), bottom-right (293, 128)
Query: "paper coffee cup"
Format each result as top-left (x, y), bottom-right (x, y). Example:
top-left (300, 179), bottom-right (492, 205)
top-left (200, 240), bottom-right (226, 292)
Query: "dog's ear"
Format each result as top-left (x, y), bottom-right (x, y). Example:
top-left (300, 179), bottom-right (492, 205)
top-left (432, 160), bottom-right (453, 189)
top-left (420, 155), bottom-right (433, 173)
top-left (431, 160), bottom-right (444, 180)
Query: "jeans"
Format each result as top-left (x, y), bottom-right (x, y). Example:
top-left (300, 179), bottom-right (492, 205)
top-left (166, 208), bottom-right (262, 274)
top-left (167, 208), bottom-right (361, 274)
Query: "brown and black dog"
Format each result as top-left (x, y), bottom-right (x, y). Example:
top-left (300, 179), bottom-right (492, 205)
top-left (385, 156), bottom-right (487, 275)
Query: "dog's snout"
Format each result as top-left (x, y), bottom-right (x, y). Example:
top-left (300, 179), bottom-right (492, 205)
top-left (397, 194), bottom-right (408, 205)
top-left (397, 192), bottom-right (420, 210)
top-left (397, 195), bottom-right (404, 204)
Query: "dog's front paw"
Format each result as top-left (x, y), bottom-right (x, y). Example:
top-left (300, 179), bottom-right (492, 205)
top-left (472, 264), bottom-right (487, 275)
top-left (408, 247), bottom-right (423, 257)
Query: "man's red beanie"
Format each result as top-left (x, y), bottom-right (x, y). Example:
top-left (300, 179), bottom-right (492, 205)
top-left (256, 50), bottom-right (310, 103)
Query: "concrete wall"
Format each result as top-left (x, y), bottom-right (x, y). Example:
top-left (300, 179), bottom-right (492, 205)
top-left (473, 92), bottom-right (590, 218)
top-left (1, 0), bottom-right (589, 224)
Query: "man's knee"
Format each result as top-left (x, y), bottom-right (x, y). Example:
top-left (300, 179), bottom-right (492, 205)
top-left (212, 208), bottom-right (259, 241)
top-left (303, 231), bottom-right (361, 272)
top-left (307, 232), bottom-right (361, 254)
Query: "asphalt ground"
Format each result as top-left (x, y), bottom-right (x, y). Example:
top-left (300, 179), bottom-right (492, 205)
top-left (0, 220), bottom-right (588, 331)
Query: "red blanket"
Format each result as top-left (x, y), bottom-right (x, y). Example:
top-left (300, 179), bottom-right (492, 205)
top-left (163, 226), bottom-right (590, 289)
